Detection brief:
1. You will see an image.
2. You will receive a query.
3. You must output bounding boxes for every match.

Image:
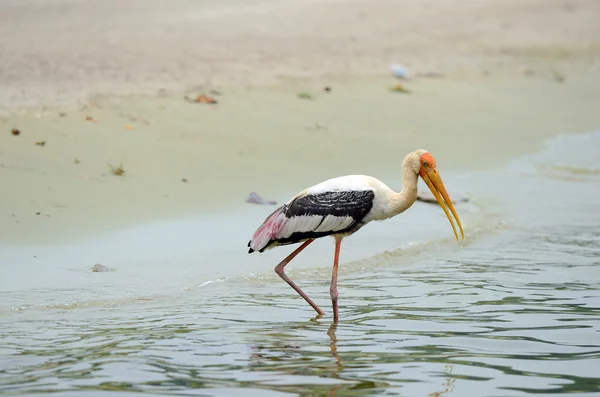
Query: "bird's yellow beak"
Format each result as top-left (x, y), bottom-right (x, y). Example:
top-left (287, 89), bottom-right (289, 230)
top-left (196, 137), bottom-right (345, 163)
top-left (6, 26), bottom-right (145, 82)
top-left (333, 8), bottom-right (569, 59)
top-left (419, 168), bottom-right (465, 241)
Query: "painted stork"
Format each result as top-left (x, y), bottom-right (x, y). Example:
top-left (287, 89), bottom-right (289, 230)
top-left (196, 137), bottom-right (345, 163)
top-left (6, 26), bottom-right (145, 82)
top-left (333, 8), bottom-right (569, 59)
top-left (247, 149), bottom-right (464, 322)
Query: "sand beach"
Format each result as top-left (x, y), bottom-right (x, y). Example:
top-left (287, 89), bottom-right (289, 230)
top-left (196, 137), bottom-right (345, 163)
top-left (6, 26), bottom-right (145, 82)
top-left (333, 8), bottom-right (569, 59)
top-left (2, 0), bottom-right (600, 244)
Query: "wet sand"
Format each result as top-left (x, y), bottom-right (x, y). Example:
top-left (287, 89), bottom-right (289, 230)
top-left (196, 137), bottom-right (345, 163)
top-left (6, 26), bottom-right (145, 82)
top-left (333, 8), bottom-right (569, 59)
top-left (1, 0), bottom-right (600, 246)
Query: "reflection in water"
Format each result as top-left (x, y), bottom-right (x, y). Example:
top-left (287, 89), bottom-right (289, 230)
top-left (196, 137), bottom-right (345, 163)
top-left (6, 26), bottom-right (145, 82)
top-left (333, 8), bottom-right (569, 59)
top-left (429, 365), bottom-right (456, 397)
top-left (328, 323), bottom-right (342, 376)
top-left (247, 320), bottom-right (392, 396)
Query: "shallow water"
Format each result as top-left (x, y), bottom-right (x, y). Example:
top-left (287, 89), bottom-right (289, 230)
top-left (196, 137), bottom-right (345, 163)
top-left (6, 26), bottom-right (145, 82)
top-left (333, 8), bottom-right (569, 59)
top-left (2, 131), bottom-right (600, 396)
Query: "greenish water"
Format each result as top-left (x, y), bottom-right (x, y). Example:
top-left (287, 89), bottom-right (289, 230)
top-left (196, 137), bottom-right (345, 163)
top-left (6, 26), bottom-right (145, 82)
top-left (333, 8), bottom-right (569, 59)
top-left (1, 131), bottom-right (600, 396)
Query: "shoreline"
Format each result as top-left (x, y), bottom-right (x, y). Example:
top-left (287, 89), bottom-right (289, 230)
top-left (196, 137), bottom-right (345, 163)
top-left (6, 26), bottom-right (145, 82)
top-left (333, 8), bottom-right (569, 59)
top-left (3, 128), bottom-right (599, 315)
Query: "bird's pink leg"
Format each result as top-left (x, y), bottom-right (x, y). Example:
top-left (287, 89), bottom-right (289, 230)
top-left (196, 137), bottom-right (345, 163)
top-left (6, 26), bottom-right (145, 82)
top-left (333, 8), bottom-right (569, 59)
top-left (274, 239), bottom-right (325, 316)
top-left (330, 238), bottom-right (342, 323)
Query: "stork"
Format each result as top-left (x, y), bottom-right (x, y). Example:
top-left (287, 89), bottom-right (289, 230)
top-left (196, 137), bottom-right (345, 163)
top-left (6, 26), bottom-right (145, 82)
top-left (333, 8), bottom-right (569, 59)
top-left (247, 149), bottom-right (465, 322)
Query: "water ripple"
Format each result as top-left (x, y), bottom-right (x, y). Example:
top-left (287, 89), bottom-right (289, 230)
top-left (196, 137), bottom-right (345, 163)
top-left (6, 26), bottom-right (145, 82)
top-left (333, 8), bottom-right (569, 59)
top-left (2, 225), bottom-right (600, 396)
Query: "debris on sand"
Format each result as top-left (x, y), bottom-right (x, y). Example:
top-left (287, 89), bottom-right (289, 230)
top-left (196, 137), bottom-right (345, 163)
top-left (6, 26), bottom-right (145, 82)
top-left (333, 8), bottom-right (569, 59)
top-left (389, 83), bottom-right (411, 93)
top-left (92, 263), bottom-right (109, 272)
top-left (84, 115), bottom-right (96, 122)
top-left (109, 162), bottom-right (125, 176)
top-left (297, 92), bottom-right (314, 100)
top-left (246, 192), bottom-right (277, 205)
top-left (324, 86), bottom-right (332, 92)
top-left (11, 128), bottom-right (20, 136)
top-left (417, 190), bottom-right (469, 204)
top-left (74, 158), bottom-right (81, 164)
top-left (390, 64), bottom-right (410, 79)
top-left (35, 141), bottom-right (46, 146)
top-left (185, 94), bottom-right (218, 104)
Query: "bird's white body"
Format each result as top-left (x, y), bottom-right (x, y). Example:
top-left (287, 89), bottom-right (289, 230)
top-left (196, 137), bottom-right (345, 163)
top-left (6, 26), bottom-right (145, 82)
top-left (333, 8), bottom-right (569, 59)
top-left (248, 170), bottom-right (419, 254)
top-left (302, 175), bottom-right (391, 220)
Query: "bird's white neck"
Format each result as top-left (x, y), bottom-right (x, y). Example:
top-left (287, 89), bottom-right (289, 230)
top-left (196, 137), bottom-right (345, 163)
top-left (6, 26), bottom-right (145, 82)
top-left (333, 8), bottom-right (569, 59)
top-left (382, 166), bottom-right (419, 219)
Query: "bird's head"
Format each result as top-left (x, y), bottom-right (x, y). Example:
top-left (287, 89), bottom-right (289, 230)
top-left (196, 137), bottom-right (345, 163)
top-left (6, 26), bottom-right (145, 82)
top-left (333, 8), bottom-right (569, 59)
top-left (405, 149), bottom-right (465, 242)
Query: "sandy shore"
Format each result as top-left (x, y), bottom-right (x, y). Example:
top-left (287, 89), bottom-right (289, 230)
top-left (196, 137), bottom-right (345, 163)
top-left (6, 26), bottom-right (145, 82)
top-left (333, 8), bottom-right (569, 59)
top-left (2, 0), bottom-right (600, 245)
top-left (1, 0), bottom-right (599, 109)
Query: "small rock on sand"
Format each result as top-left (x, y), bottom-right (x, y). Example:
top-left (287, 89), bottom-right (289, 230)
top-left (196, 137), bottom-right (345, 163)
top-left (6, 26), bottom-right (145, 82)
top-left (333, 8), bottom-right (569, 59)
top-left (92, 263), bottom-right (109, 272)
top-left (246, 192), bottom-right (277, 205)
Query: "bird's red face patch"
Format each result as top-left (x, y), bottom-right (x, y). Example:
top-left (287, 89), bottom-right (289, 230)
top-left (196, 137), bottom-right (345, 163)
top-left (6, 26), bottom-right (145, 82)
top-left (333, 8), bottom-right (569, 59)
top-left (419, 153), bottom-right (436, 170)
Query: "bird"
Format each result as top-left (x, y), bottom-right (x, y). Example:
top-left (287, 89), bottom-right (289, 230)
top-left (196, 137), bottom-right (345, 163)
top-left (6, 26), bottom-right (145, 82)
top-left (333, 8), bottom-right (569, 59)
top-left (247, 149), bottom-right (465, 322)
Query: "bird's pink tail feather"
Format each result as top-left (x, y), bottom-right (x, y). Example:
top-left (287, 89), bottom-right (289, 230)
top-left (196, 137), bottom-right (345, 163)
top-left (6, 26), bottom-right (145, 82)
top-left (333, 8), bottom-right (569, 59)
top-left (249, 206), bottom-right (286, 252)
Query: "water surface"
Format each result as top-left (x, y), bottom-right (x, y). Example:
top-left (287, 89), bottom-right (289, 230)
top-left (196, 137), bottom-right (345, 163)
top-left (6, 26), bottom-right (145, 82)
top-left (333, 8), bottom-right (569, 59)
top-left (1, 131), bottom-right (600, 396)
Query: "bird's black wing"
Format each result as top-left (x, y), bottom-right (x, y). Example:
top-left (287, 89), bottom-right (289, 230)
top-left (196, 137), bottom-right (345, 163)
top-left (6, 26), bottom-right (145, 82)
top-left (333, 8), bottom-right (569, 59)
top-left (262, 189), bottom-right (375, 248)
top-left (285, 190), bottom-right (375, 221)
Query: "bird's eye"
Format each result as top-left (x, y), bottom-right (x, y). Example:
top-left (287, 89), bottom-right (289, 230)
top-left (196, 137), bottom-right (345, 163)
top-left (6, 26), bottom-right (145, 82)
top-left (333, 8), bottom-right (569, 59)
top-left (422, 161), bottom-right (428, 167)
